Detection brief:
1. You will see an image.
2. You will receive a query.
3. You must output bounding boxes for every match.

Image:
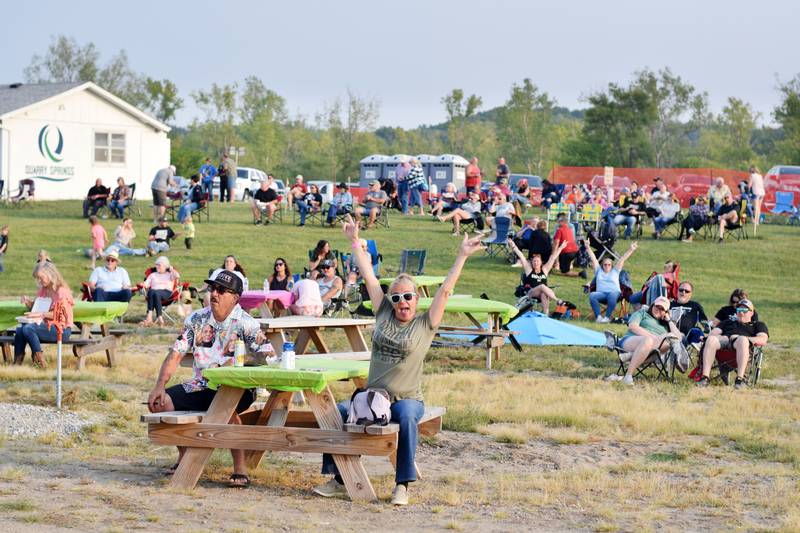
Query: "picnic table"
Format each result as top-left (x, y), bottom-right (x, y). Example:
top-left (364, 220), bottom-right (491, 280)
top-left (144, 358), bottom-right (386, 499)
top-left (239, 289), bottom-right (293, 317)
top-left (378, 275), bottom-right (446, 297)
top-left (257, 316), bottom-right (374, 360)
top-left (364, 296), bottom-right (517, 368)
top-left (0, 300), bottom-right (129, 368)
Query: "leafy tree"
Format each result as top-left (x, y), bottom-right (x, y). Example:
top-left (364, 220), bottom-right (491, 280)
top-left (238, 76), bottom-right (287, 172)
top-left (773, 74), bottom-right (800, 164)
top-left (718, 97), bottom-right (759, 167)
top-left (496, 79), bottom-right (556, 175)
top-left (441, 89), bottom-right (482, 155)
top-left (138, 78), bottom-right (183, 124)
top-left (316, 91), bottom-right (380, 179)
top-left (24, 35), bottom-right (99, 84)
top-left (191, 83), bottom-right (241, 157)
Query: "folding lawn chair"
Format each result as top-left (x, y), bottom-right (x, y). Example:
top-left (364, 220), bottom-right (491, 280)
top-left (397, 249), bottom-right (427, 276)
top-left (604, 331), bottom-right (684, 382)
top-left (546, 202), bottom-right (571, 231)
top-left (576, 204), bottom-right (603, 231)
top-left (688, 339), bottom-right (765, 387)
top-left (722, 200), bottom-right (749, 241)
top-left (123, 183), bottom-right (143, 218)
top-left (771, 191), bottom-right (796, 215)
top-left (482, 217), bottom-right (514, 260)
top-left (292, 202), bottom-right (323, 226)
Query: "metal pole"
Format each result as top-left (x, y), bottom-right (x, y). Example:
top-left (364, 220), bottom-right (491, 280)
top-left (56, 340), bottom-right (63, 409)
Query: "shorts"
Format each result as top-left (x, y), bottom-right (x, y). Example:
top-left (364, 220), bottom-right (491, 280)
top-left (166, 384), bottom-right (255, 413)
top-left (152, 189), bottom-right (168, 207)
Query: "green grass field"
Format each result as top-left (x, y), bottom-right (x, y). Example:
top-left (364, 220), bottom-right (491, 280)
top-left (1, 200), bottom-right (799, 531)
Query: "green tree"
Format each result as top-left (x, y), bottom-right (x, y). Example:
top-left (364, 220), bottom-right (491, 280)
top-left (441, 89), bottom-right (482, 155)
top-left (191, 83), bottom-right (241, 157)
top-left (718, 97), bottom-right (758, 167)
top-left (316, 91), bottom-right (380, 180)
top-left (237, 76), bottom-right (287, 172)
top-left (24, 35), bottom-right (99, 84)
top-left (773, 74), bottom-right (800, 164)
top-left (496, 79), bottom-right (556, 175)
top-left (138, 78), bottom-right (183, 124)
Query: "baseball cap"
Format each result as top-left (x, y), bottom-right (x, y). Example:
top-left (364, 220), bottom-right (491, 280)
top-left (337, 182), bottom-right (348, 190)
top-left (737, 299), bottom-right (754, 311)
top-left (158, 216), bottom-right (168, 222)
top-left (295, 174), bottom-right (303, 180)
top-left (370, 180), bottom-right (380, 186)
top-left (319, 259), bottom-right (334, 269)
top-left (204, 269), bottom-right (244, 296)
top-left (652, 296), bottom-right (670, 311)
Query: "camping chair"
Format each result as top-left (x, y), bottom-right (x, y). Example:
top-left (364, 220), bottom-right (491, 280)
top-left (459, 213), bottom-right (484, 233)
top-left (546, 202), bottom-right (571, 231)
top-left (123, 183), bottom-right (142, 218)
top-left (722, 200), bottom-right (748, 241)
top-left (576, 204), bottom-right (603, 230)
top-left (9, 178), bottom-right (35, 206)
top-left (398, 249), bottom-right (427, 275)
top-left (135, 267), bottom-right (191, 324)
top-left (660, 211), bottom-right (685, 239)
top-left (482, 217), bottom-right (514, 260)
top-left (604, 331), bottom-right (683, 382)
top-left (193, 192), bottom-right (211, 222)
top-left (324, 203), bottom-right (354, 227)
top-left (292, 202), bottom-right (323, 226)
top-left (771, 191), bottom-right (796, 215)
top-left (689, 340), bottom-right (765, 387)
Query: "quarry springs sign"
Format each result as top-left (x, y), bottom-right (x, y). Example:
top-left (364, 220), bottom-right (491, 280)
top-left (25, 124), bottom-right (75, 182)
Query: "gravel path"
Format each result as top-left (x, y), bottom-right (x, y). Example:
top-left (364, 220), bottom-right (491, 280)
top-left (0, 402), bottom-right (98, 439)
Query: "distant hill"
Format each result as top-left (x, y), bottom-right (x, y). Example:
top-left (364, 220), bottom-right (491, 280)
top-left (413, 105), bottom-right (584, 132)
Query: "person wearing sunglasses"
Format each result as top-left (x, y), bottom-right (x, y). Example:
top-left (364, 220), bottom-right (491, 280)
top-left (148, 269), bottom-right (273, 488)
top-left (317, 259), bottom-right (344, 312)
top-left (87, 250), bottom-right (133, 302)
top-left (616, 296), bottom-right (682, 385)
top-left (314, 215), bottom-right (485, 506)
top-left (264, 258), bottom-right (293, 316)
top-left (667, 282), bottom-right (707, 341)
top-left (696, 299), bottom-right (768, 389)
top-left (711, 288), bottom-right (759, 327)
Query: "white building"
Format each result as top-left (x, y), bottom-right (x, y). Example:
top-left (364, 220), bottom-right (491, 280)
top-left (0, 81), bottom-right (170, 200)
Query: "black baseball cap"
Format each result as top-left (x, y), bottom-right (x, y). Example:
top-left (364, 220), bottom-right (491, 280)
top-left (337, 182), bottom-right (348, 189)
top-left (204, 269), bottom-right (243, 295)
top-left (319, 259), bottom-right (334, 269)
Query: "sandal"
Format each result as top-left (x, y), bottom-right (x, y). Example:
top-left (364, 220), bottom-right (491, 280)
top-left (228, 473), bottom-right (250, 488)
top-left (163, 462), bottom-right (180, 476)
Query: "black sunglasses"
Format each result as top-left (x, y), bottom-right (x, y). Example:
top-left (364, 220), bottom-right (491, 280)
top-left (678, 288), bottom-right (692, 294)
top-left (210, 285), bottom-right (235, 295)
top-left (389, 292), bottom-right (415, 304)
top-left (274, 262), bottom-right (285, 266)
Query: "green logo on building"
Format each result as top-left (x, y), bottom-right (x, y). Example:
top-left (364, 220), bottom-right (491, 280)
top-left (38, 124), bottom-right (64, 162)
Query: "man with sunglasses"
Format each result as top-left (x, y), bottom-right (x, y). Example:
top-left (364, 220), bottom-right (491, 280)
top-left (314, 216), bottom-right (485, 505)
top-left (147, 270), bottom-right (273, 488)
top-left (317, 259), bottom-right (343, 312)
top-left (668, 282), bottom-right (707, 339)
top-left (87, 250), bottom-right (132, 302)
top-left (696, 299), bottom-right (768, 389)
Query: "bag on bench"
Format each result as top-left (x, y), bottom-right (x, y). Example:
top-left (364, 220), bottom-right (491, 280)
top-left (347, 388), bottom-right (391, 426)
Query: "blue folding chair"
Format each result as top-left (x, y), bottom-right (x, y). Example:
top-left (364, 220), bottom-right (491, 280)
top-left (772, 191), bottom-right (797, 215)
top-left (483, 217), bottom-right (513, 259)
top-left (366, 239), bottom-right (382, 277)
top-left (398, 249), bottom-right (427, 275)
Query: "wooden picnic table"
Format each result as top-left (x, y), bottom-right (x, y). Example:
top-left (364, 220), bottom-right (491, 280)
top-left (378, 275), bottom-right (446, 297)
top-left (364, 296), bottom-right (517, 369)
top-left (257, 315), bottom-right (375, 360)
top-left (0, 300), bottom-right (129, 368)
top-left (144, 358), bottom-right (394, 500)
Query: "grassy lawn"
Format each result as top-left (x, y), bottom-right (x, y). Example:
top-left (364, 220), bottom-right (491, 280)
top-left (0, 200), bottom-right (799, 531)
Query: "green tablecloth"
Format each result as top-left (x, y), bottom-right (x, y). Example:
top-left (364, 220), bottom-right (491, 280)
top-left (203, 358), bottom-right (370, 394)
top-left (0, 300), bottom-right (129, 331)
top-left (364, 296), bottom-right (516, 322)
top-left (378, 276), bottom-right (446, 288)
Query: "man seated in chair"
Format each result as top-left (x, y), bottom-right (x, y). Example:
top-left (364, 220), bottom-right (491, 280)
top-left (177, 175), bottom-right (206, 223)
top-left (326, 182), bottom-right (353, 226)
top-left (355, 180), bottom-right (388, 229)
top-left (83, 178), bottom-right (110, 218)
top-left (287, 175), bottom-right (307, 209)
top-left (251, 179), bottom-right (278, 225)
top-left (88, 251), bottom-right (133, 302)
top-left (696, 299), bottom-right (768, 389)
top-left (316, 259), bottom-right (344, 312)
top-left (715, 193), bottom-right (739, 243)
top-left (147, 270), bottom-right (274, 488)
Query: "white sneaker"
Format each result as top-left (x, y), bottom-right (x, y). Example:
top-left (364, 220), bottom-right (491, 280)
top-left (511, 261), bottom-right (523, 268)
top-left (313, 478), bottom-right (347, 498)
top-left (688, 228), bottom-right (695, 235)
top-left (596, 316), bottom-right (610, 324)
top-left (391, 484), bottom-right (409, 506)
top-left (621, 375), bottom-right (634, 385)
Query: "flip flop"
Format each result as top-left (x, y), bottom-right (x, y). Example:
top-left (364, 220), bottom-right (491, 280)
top-left (228, 473), bottom-right (250, 488)
top-left (163, 462), bottom-right (180, 476)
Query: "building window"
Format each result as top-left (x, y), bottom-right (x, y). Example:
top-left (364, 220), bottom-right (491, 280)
top-left (94, 132), bottom-right (125, 164)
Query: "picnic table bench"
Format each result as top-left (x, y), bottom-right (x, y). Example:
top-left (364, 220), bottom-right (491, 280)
top-left (0, 301), bottom-right (129, 369)
top-left (142, 358), bottom-right (445, 501)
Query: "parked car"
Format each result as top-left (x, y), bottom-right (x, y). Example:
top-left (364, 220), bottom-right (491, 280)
top-left (307, 180), bottom-right (335, 205)
top-left (671, 174), bottom-right (712, 207)
top-left (211, 166), bottom-right (266, 201)
top-left (764, 165), bottom-right (800, 209)
top-left (590, 175), bottom-right (632, 197)
top-left (509, 173), bottom-right (543, 205)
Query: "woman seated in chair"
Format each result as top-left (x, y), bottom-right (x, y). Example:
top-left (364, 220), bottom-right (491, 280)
top-left (263, 258), bottom-right (293, 316)
top-left (140, 256), bottom-right (180, 327)
top-left (616, 296), bottom-right (682, 385)
top-left (584, 237), bottom-right (638, 323)
top-left (429, 182), bottom-right (458, 218)
top-left (308, 240), bottom-right (337, 279)
top-left (653, 192), bottom-right (681, 239)
top-left (438, 191), bottom-right (484, 236)
top-left (629, 259), bottom-right (680, 309)
top-left (679, 196), bottom-right (709, 242)
top-left (486, 193), bottom-right (514, 232)
top-left (508, 239), bottom-right (568, 315)
top-left (202, 255), bottom-right (249, 306)
top-left (711, 288), bottom-right (759, 327)
top-left (715, 193), bottom-right (739, 242)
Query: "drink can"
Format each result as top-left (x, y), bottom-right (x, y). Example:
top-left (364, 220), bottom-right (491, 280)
top-left (281, 342), bottom-right (295, 370)
top-left (234, 340), bottom-right (246, 367)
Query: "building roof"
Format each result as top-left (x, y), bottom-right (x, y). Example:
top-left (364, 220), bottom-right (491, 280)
top-left (0, 82), bottom-right (81, 116)
top-left (0, 81), bottom-right (169, 132)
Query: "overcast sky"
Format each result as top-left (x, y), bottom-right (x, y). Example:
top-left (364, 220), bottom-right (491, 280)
top-left (2, 0), bottom-right (797, 128)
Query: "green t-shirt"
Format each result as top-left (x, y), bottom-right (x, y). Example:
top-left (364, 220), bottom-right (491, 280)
top-left (366, 296), bottom-right (436, 401)
top-left (627, 308), bottom-right (668, 336)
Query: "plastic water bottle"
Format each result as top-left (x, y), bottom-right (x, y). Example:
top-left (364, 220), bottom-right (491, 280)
top-left (234, 340), bottom-right (246, 367)
top-left (281, 342), bottom-right (295, 370)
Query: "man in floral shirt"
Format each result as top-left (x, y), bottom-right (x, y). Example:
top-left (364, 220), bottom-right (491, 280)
top-left (147, 269), bottom-right (273, 487)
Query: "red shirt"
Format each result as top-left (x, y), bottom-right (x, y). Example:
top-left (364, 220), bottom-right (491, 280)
top-left (466, 164), bottom-right (482, 188)
top-left (553, 225), bottom-right (578, 253)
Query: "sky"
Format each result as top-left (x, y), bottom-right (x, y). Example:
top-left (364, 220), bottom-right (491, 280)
top-left (2, 0), bottom-right (798, 128)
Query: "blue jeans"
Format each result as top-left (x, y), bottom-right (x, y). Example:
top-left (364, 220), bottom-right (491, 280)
top-left (398, 180), bottom-right (409, 214)
top-left (589, 290), bottom-right (621, 318)
top-left (629, 291), bottom-right (643, 305)
top-left (146, 289), bottom-right (173, 316)
top-left (408, 187), bottom-right (423, 209)
top-left (613, 214), bottom-right (636, 238)
top-left (14, 323), bottom-right (72, 356)
top-left (147, 241), bottom-right (170, 254)
top-left (322, 399), bottom-right (424, 484)
top-left (94, 287), bottom-right (132, 302)
top-left (105, 243), bottom-right (146, 256)
top-left (296, 199), bottom-right (311, 225)
top-left (654, 216), bottom-right (674, 233)
top-left (203, 180), bottom-right (213, 202)
top-left (326, 205), bottom-right (350, 224)
top-left (178, 202), bottom-right (198, 222)
top-left (109, 200), bottom-right (127, 218)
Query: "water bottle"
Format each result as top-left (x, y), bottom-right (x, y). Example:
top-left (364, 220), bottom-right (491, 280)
top-left (234, 340), bottom-right (246, 367)
top-left (281, 341), bottom-right (295, 370)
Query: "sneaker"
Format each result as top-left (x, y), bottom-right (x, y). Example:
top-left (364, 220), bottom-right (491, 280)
top-left (391, 484), bottom-right (409, 506)
top-left (579, 270), bottom-right (588, 280)
top-left (621, 375), bottom-right (634, 385)
top-left (511, 261), bottom-right (523, 268)
top-left (734, 377), bottom-right (747, 390)
top-left (696, 376), bottom-right (710, 387)
top-left (688, 228), bottom-right (695, 235)
top-left (596, 316), bottom-right (610, 324)
top-left (313, 478), bottom-right (347, 498)
top-left (254, 220), bottom-right (261, 225)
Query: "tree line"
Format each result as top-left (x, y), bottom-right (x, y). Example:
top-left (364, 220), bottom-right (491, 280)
top-left (23, 35), bottom-right (800, 180)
